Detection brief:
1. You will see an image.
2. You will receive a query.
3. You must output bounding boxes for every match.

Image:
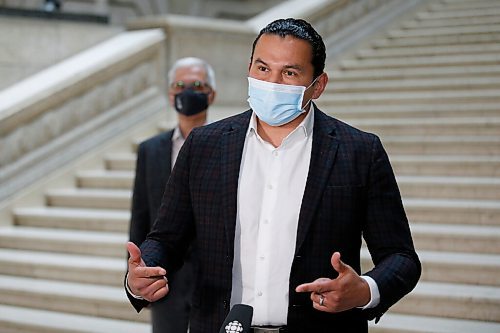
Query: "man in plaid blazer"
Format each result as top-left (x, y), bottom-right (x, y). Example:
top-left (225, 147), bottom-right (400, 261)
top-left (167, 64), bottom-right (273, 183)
top-left (126, 18), bottom-right (420, 333)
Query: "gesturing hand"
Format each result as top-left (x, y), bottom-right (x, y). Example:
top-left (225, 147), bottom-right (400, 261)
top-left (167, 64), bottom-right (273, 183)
top-left (127, 241), bottom-right (169, 302)
top-left (295, 252), bottom-right (370, 313)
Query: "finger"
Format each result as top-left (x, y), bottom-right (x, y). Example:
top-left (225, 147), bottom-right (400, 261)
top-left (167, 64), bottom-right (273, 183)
top-left (131, 273), bottom-right (166, 292)
top-left (310, 293), bottom-right (334, 313)
top-left (141, 278), bottom-right (169, 302)
top-left (296, 278), bottom-right (331, 293)
top-left (127, 242), bottom-right (143, 266)
top-left (331, 252), bottom-right (347, 274)
top-left (134, 265), bottom-right (166, 278)
top-left (309, 292), bottom-right (322, 304)
top-left (149, 283), bottom-right (169, 302)
top-left (312, 297), bottom-right (332, 313)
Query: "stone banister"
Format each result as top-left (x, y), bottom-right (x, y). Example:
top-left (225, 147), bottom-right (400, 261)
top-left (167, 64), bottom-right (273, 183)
top-left (0, 28), bottom-right (167, 202)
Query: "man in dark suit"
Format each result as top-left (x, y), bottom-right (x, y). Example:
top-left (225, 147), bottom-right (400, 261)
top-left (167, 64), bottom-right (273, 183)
top-left (126, 18), bottom-right (420, 333)
top-left (128, 57), bottom-right (216, 332)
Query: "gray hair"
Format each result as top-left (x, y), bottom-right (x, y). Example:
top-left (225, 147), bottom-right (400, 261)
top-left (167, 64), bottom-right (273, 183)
top-left (167, 57), bottom-right (216, 89)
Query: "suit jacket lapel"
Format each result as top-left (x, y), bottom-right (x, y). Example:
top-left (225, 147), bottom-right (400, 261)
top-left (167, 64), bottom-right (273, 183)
top-left (162, 130), bottom-right (174, 183)
top-left (295, 109), bottom-right (339, 254)
top-left (220, 111), bottom-right (252, 259)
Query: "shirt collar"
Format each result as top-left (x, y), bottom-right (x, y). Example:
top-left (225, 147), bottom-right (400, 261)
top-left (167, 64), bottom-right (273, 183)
top-left (172, 122), bottom-right (208, 141)
top-left (172, 126), bottom-right (184, 141)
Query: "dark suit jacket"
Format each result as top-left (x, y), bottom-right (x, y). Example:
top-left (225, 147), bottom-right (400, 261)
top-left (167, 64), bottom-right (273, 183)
top-left (132, 108), bottom-right (421, 333)
top-left (129, 130), bottom-right (173, 245)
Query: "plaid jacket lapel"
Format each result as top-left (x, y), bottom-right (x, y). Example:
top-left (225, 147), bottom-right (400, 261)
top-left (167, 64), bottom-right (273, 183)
top-left (295, 108), bottom-right (339, 255)
top-left (220, 110), bottom-right (252, 260)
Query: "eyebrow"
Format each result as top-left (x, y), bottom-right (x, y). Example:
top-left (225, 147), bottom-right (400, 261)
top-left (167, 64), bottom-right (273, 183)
top-left (254, 58), bottom-right (304, 72)
top-left (254, 58), bottom-right (268, 67)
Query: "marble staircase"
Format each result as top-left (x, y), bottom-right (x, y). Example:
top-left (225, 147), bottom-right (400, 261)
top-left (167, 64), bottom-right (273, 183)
top-left (318, 0), bottom-right (500, 331)
top-left (0, 0), bottom-right (499, 332)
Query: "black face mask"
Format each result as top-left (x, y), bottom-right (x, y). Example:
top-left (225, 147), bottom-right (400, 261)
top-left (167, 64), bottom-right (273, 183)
top-left (174, 89), bottom-right (209, 116)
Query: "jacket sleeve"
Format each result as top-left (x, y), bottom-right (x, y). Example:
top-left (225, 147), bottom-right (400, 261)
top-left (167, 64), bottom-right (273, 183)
top-left (141, 131), bottom-right (196, 273)
top-left (362, 135), bottom-right (421, 321)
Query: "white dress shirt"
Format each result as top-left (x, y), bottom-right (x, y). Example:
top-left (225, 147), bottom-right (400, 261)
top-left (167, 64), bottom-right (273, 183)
top-left (230, 107), bottom-right (379, 325)
top-left (231, 109), bottom-right (314, 325)
top-left (171, 126), bottom-right (185, 169)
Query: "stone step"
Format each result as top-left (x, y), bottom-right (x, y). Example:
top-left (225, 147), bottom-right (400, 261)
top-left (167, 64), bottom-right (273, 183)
top-left (397, 175), bottom-right (500, 200)
top-left (339, 54), bottom-right (500, 70)
top-left (370, 312), bottom-right (500, 333)
top-left (416, 6), bottom-right (500, 21)
top-left (327, 65), bottom-right (500, 80)
top-left (0, 227), bottom-right (126, 258)
top-left (428, 0), bottom-right (500, 12)
top-left (77, 170), bottom-right (134, 189)
top-left (0, 249), bottom-right (125, 286)
top-left (418, 251), bottom-right (500, 287)
top-left (382, 135), bottom-right (500, 156)
top-left (357, 43), bottom-right (500, 58)
top-left (0, 275), bottom-right (149, 323)
top-left (323, 103), bottom-right (500, 119)
top-left (391, 155), bottom-right (500, 177)
top-left (46, 188), bottom-right (131, 210)
top-left (411, 223), bottom-right (500, 254)
top-left (13, 206), bottom-right (129, 232)
top-left (404, 198), bottom-right (500, 226)
top-left (0, 304), bottom-right (150, 333)
top-left (401, 15), bottom-right (500, 30)
top-left (372, 33), bottom-right (500, 49)
top-left (323, 90), bottom-right (500, 105)
top-left (361, 249), bottom-right (500, 286)
top-left (387, 24), bottom-right (500, 39)
top-left (392, 281), bottom-right (500, 322)
top-left (328, 77), bottom-right (500, 93)
top-left (348, 117), bottom-right (500, 136)
top-left (105, 153), bottom-right (136, 171)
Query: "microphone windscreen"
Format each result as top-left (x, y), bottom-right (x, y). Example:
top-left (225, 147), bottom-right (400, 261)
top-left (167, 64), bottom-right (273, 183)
top-left (218, 304), bottom-right (253, 333)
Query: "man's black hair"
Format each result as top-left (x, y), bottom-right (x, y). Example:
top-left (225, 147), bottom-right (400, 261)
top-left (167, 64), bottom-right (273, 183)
top-left (251, 18), bottom-right (326, 79)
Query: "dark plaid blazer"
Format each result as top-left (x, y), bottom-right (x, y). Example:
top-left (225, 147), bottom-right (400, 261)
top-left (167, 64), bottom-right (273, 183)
top-left (129, 107), bottom-right (421, 333)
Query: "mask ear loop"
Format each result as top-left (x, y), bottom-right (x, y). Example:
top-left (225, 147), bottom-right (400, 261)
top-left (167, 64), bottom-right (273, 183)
top-left (302, 74), bottom-right (321, 111)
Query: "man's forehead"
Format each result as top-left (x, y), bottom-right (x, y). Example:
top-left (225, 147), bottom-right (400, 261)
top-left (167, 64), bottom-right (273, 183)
top-left (253, 34), bottom-right (313, 67)
top-left (174, 66), bottom-right (207, 79)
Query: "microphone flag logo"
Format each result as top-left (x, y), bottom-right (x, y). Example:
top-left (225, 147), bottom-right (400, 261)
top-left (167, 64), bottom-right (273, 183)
top-left (225, 320), bottom-right (244, 333)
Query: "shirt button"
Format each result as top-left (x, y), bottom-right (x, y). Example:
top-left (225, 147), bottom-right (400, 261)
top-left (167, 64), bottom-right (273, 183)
top-left (259, 256), bottom-right (265, 260)
top-left (273, 151), bottom-right (279, 157)
top-left (264, 219), bottom-right (269, 224)
top-left (267, 184), bottom-right (273, 190)
top-left (257, 291), bottom-right (263, 297)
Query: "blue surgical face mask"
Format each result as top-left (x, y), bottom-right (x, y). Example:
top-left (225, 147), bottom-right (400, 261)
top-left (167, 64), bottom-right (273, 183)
top-left (247, 77), bottom-right (317, 126)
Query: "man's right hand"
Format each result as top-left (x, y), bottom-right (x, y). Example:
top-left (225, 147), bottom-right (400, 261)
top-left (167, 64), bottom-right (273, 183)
top-left (126, 241), bottom-right (169, 302)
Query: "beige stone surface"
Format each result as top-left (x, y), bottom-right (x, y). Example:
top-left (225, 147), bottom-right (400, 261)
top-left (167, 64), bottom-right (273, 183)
top-left (0, 17), bottom-right (122, 91)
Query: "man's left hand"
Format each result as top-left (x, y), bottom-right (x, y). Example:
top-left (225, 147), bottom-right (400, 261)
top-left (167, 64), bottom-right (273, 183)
top-left (295, 252), bottom-right (371, 313)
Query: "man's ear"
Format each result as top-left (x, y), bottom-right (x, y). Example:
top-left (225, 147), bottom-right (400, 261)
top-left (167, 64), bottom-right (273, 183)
top-left (312, 72), bottom-right (328, 100)
top-left (168, 91), bottom-right (175, 108)
top-left (208, 90), bottom-right (217, 105)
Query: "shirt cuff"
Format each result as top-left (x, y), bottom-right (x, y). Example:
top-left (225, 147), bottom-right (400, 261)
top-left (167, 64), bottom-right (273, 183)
top-left (359, 275), bottom-right (380, 309)
top-left (125, 272), bottom-right (145, 300)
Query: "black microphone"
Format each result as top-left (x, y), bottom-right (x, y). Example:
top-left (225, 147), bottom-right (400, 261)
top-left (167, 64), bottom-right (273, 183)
top-left (218, 304), bottom-right (253, 333)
